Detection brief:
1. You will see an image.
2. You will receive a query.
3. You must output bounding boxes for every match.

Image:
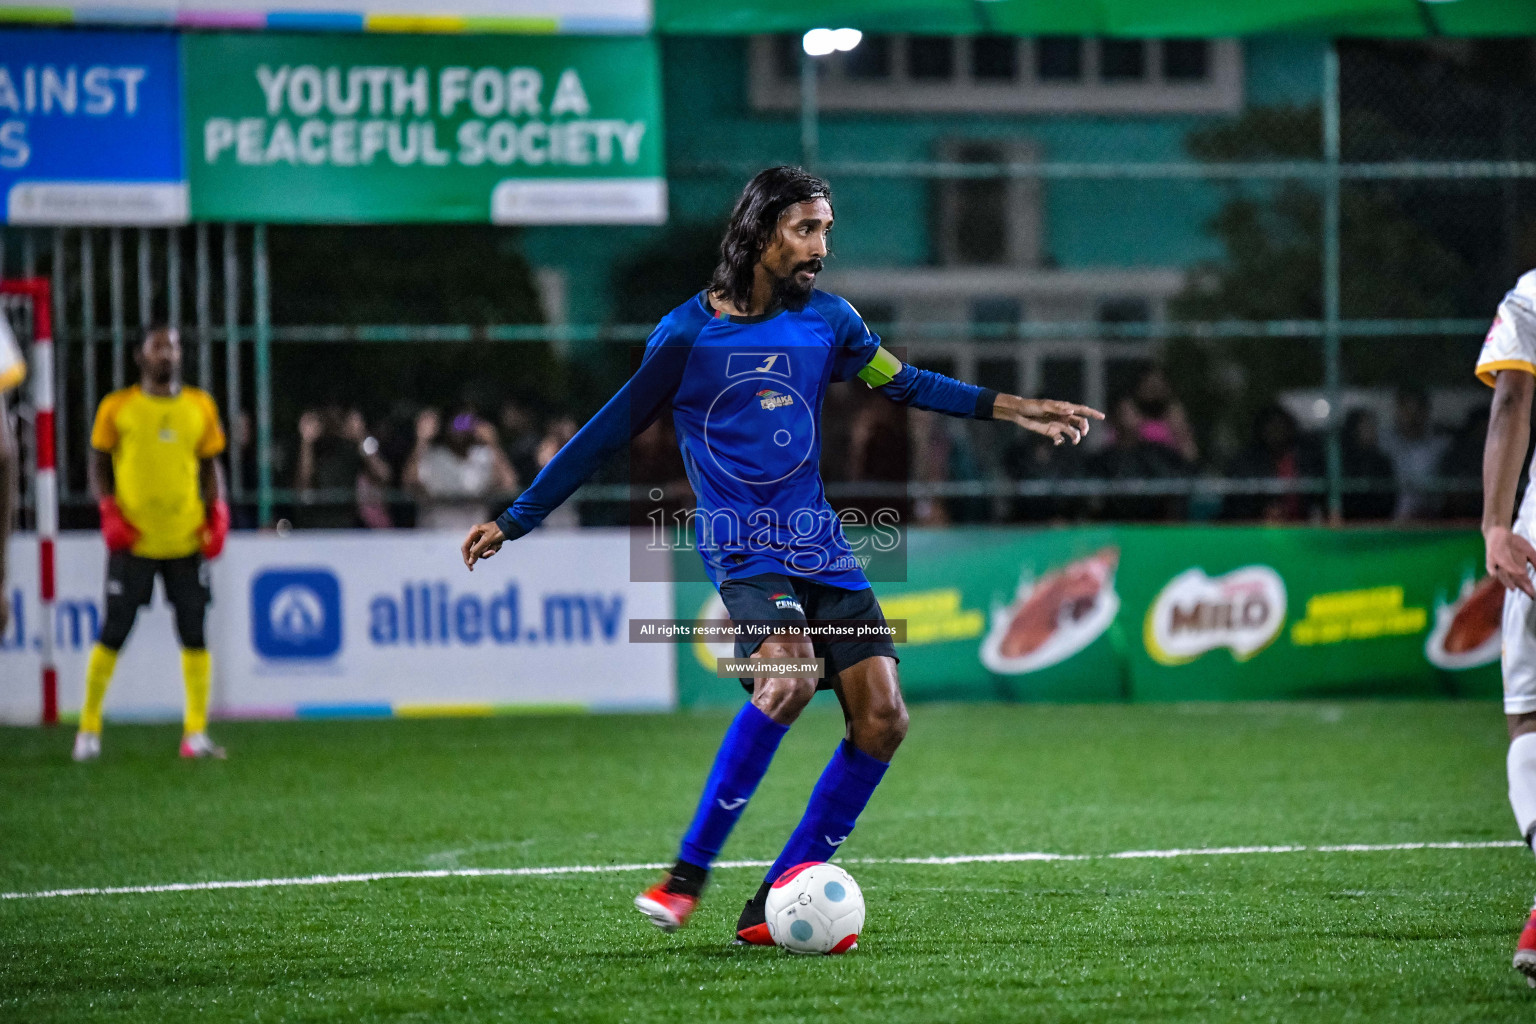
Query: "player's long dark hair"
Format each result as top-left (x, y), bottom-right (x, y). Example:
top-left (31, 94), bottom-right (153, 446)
top-left (708, 166), bottom-right (831, 311)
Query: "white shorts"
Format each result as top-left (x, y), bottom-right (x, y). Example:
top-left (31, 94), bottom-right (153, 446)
top-left (1504, 585), bottom-right (1536, 715)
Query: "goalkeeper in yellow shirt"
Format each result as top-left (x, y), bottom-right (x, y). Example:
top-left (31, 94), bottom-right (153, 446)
top-left (72, 325), bottom-right (230, 761)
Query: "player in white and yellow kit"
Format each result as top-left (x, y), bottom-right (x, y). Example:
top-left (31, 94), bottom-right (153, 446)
top-left (1477, 268), bottom-right (1536, 984)
top-left (0, 313), bottom-right (23, 638)
top-left (72, 326), bottom-right (230, 762)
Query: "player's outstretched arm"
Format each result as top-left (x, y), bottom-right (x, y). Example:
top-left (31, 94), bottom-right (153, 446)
top-left (1484, 367), bottom-right (1536, 597)
top-left (858, 347), bottom-right (1102, 443)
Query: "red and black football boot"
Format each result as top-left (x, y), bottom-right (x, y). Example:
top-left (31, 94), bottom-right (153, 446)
top-left (634, 862), bottom-right (707, 933)
top-left (734, 879), bottom-right (775, 946)
top-left (1514, 903), bottom-right (1536, 987)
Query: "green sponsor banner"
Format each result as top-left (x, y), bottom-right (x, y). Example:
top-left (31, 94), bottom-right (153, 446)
top-left (183, 33), bottom-right (665, 223)
top-left (654, 0), bottom-right (1536, 37)
top-left (672, 526), bottom-right (1502, 707)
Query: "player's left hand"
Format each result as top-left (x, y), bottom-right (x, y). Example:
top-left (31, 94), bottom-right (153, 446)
top-left (462, 520), bottom-right (506, 571)
top-left (994, 395), bottom-right (1105, 445)
top-left (202, 499), bottom-right (231, 560)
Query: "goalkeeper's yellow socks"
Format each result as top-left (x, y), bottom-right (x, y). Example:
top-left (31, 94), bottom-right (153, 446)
top-left (182, 648), bottom-right (211, 737)
top-left (80, 644), bottom-right (118, 734)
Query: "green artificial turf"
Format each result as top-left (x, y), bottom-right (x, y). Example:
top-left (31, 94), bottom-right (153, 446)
top-left (0, 700), bottom-right (1531, 1022)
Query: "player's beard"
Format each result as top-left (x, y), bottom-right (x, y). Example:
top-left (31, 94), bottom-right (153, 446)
top-left (771, 257), bottom-right (823, 311)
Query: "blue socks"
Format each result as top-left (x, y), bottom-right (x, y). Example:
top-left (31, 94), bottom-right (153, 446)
top-left (764, 739), bottom-right (890, 884)
top-left (676, 705), bottom-right (894, 882)
top-left (678, 702), bottom-right (789, 870)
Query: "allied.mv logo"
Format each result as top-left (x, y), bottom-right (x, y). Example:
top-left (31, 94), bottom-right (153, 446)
top-left (251, 568), bottom-right (342, 659)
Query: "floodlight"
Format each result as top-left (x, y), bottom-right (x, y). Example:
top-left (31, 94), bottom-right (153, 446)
top-left (831, 28), bottom-right (863, 51)
top-left (802, 29), bottom-right (836, 56)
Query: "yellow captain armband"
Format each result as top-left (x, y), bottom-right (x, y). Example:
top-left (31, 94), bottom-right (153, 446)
top-left (856, 346), bottom-right (903, 388)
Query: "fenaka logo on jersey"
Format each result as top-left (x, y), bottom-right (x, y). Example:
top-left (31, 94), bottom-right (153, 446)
top-left (772, 592), bottom-right (803, 612)
top-left (757, 389), bottom-right (794, 411)
top-left (251, 568), bottom-right (343, 660)
top-left (1143, 565), bottom-right (1286, 666)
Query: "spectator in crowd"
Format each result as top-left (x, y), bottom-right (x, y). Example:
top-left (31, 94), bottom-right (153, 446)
top-left (1380, 386), bottom-right (1450, 521)
top-left (295, 405), bottom-right (392, 529)
top-left (228, 410), bottom-right (262, 529)
top-left (405, 407), bottom-right (518, 531)
top-left (1223, 404), bottom-right (1321, 523)
top-left (1090, 401), bottom-right (1191, 521)
top-left (497, 399), bottom-right (542, 493)
top-left (1439, 406), bottom-right (1491, 521)
top-left (1114, 365), bottom-right (1199, 465)
top-left (1340, 408), bottom-right (1396, 521)
top-left (536, 414), bottom-right (578, 468)
top-left (374, 401), bottom-right (424, 526)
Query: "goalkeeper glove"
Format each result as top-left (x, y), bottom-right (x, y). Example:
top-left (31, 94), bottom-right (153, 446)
top-left (98, 497), bottom-right (139, 553)
top-left (202, 498), bottom-right (230, 560)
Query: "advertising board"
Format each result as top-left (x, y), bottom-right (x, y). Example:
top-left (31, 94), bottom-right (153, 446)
top-left (183, 32), bottom-right (665, 223)
top-left (0, 530), bottom-right (674, 724)
top-left (672, 526), bottom-right (1502, 707)
top-left (0, 29), bottom-right (186, 225)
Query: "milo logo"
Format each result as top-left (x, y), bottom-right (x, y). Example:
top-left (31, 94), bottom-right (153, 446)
top-left (1144, 565), bottom-right (1287, 666)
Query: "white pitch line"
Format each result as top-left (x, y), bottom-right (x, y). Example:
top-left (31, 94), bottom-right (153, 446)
top-left (0, 841), bottom-right (1521, 902)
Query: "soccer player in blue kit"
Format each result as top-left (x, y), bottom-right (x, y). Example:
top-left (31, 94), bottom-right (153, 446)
top-left (462, 167), bottom-right (1102, 945)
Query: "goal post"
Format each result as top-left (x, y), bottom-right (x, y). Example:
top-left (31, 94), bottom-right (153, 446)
top-left (1, 278), bottom-right (57, 726)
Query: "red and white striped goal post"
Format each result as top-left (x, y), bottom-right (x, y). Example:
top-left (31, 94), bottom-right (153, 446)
top-left (1, 278), bottom-right (56, 726)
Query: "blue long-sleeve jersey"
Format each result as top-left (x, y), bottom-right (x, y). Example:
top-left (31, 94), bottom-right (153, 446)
top-left (496, 289), bottom-right (997, 590)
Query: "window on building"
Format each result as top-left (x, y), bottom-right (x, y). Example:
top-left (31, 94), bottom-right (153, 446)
top-left (844, 34), bottom-right (893, 79)
top-left (934, 139), bottom-right (1042, 268)
top-left (907, 36), bottom-right (956, 80)
top-left (1041, 358), bottom-right (1085, 405)
top-left (1100, 39), bottom-right (1147, 82)
top-left (1162, 39), bottom-right (1210, 82)
top-left (774, 34), bottom-right (800, 80)
top-left (1036, 37), bottom-right (1084, 81)
top-left (1097, 297), bottom-right (1152, 326)
top-left (858, 300), bottom-right (897, 337)
top-left (949, 143), bottom-right (1010, 265)
top-left (971, 36), bottom-right (1018, 81)
top-left (971, 297), bottom-right (1024, 338)
top-left (977, 357), bottom-right (1019, 394)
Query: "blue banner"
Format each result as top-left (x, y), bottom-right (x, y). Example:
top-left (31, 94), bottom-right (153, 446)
top-left (0, 29), bottom-right (186, 225)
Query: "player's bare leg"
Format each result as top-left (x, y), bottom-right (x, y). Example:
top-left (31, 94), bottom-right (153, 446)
top-left (748, 636), bottom-right (820, 726)
top-left (636, 633), bottom-right (815, 933)
top-left (830, 656), bottom-right (909, 762)
top-left (1508, 711), bottom-right (1536, 985)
